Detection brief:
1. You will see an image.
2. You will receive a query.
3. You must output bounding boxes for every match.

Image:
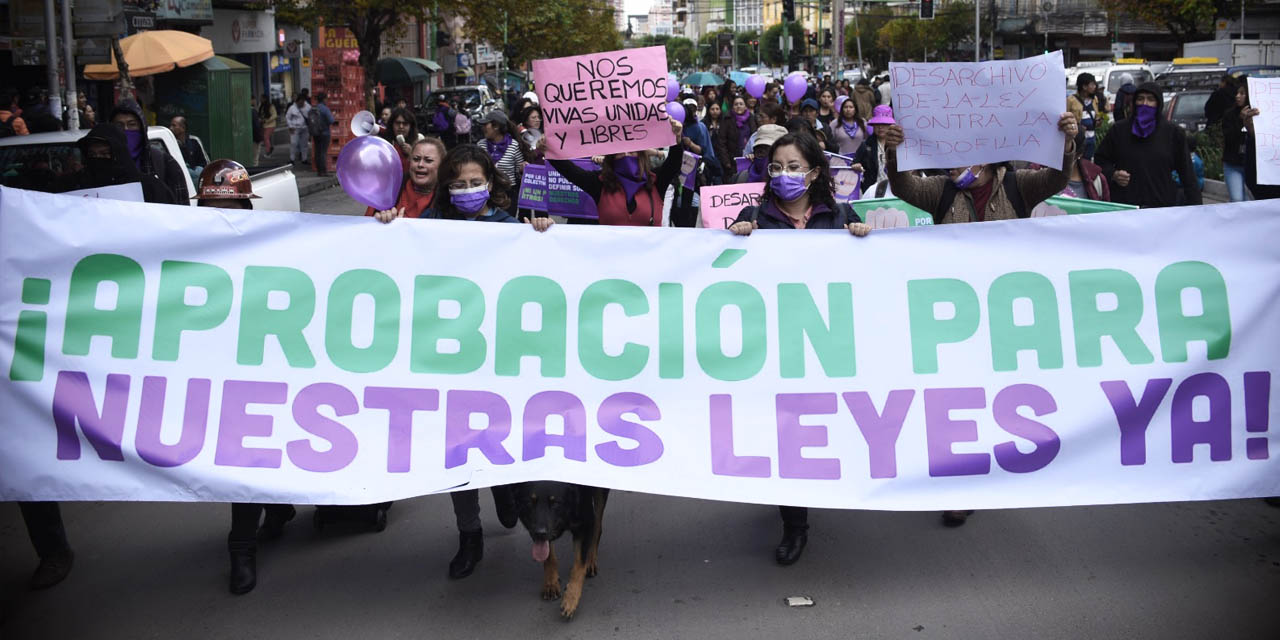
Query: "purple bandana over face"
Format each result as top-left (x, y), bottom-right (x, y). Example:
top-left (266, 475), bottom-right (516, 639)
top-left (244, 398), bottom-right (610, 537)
top-left (1131, 104), bottom-right (1157, 138)
top-left (613, 155), bottom-right (647, 202)
top-left (748, 155), bottom-right (769, 182)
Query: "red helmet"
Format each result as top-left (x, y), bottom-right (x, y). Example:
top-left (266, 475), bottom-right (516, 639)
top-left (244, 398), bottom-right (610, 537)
top-left (193, 159), bottom-right (259, 200)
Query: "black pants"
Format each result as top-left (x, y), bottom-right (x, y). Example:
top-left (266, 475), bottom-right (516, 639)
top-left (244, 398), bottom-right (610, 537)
top-left (313, 134), bottom-right (331, 174)
top-left (669, 186), bottom-right (699, 228)
top-left (450, 486), bottom-right (514, 533)
top-left (19, 502), bottom-right (71, 559)
top-left (228, 503), bottom-right (294, 547)
top-left (779, 506), bottom-right (809, 531)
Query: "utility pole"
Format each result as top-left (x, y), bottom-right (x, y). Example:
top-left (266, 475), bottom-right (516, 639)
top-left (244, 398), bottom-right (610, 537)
top-left (43, 0), bottom-right (62, 119)
top-left (61, 0), bottom-right (76, 130)
top-left (501, 11), bottom-right (507, 105)
top-left (974, 0), bottom-right (980, 61)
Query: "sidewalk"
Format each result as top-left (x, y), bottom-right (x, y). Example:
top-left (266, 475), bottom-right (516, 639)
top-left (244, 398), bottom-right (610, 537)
top-left (262, 129), bottom-right (340, 198)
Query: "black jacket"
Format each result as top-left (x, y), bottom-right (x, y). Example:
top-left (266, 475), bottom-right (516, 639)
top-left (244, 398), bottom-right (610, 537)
top-left (1221, 105), bottom-right (1249, 166)
top-left (734, 199), bottom-right (861, 230)
top-left (1094, 82), bottom-right (1201, 208)
top-left (853, 135), bottom-right (883, 187)
top-left (715, 112), bottom-right (756, 180)
top-left (53, 123), bottom-right (177, 204)
top-left (111, 100), bottom-right (190, 201)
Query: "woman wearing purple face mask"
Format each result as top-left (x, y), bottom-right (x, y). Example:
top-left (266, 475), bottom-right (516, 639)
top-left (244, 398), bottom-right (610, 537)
top-left (421, 144), bottom-right (549, 582)
top-left (542, 115), bottom-right (685, 226)
top-left (727, 132), bottom-right (869, 566)
top-left (1095, 83), bottom-right (1203, 208)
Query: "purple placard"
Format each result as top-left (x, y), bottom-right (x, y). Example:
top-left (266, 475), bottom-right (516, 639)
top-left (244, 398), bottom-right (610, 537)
top-left (681, 152), bottom-right (700, 189)
top-left (831, 166), bottom-right (862, 203)
top-left (547, 158), bottom-right (600, 218)
top-left (518, 163), bottom-right (548, 211)
top-left (735, 156), bottom-right (750, 173)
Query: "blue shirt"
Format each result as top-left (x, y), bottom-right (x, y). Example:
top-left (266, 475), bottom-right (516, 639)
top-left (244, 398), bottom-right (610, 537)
top-left (685, 121), bottom-right (719, 174)
top-left (317, 104), bottom-right (334, 127)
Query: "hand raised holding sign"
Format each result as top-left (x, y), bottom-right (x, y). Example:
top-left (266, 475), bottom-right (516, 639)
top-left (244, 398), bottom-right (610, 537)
top-left (882, 124), bottom-right (905, 151)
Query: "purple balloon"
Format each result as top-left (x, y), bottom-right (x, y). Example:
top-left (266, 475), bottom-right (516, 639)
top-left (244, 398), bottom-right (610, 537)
top-left (666, 101), bottom-right (686, 124)
top-left (834, 94), bottom-right (848, 114)
top-left (784, 73), bottom-right (807, 104)
top-left (745, 75), bottom-right (767, 99)
top-left (336, 135), bottom-right (403, 211)
top-left (667, 73), bottom-right (680, 103)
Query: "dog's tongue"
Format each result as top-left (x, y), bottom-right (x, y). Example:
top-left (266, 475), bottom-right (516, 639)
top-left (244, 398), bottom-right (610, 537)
top-left (532, 540), bottom-right (550, 563)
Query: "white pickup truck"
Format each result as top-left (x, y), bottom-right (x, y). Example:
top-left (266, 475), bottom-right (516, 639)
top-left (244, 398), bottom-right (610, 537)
top-left (0, 126), bottom-right (300, 211)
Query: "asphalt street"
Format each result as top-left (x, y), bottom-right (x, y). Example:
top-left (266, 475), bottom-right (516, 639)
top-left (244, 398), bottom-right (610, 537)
top-left (2, 187), bottom-right (1275, 640)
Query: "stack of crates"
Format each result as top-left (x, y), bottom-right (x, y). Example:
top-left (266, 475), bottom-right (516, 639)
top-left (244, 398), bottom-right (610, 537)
top-left (311, 48), bottom-right (367, 169)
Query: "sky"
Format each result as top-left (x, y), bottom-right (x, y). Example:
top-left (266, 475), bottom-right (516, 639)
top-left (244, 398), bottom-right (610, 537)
top-left (626, 0), bottom-right (651, 17)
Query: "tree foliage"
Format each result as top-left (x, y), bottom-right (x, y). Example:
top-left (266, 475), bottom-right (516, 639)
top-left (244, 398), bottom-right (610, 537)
top-left (697, 28), bottom-right (734, 67)
top-left (735, 30), bottom-right (760, 68)
top-left (762, 22), bottom-right (806, 68)
top-left (875, 3), bottom-right (974, 62)
top-left (454, 0), bottom-right (622, 70)
top-left (666, 37), bottom-right (696, 69)
top-left (1098, 0), bottom-right (1216, 40)
top-left (844, 5), bottom-right (894, 69)
top-left (273, 0), bottom-right (432, 110)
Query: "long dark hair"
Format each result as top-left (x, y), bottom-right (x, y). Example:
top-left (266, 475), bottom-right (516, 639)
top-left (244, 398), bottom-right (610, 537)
top-left (381, 107), bottom-right (418, 145)
top-left (432, 144), bottom-right (512, 218)
top-left (760, 132), bottom-right (836, 212)
top-left (519, 105), bottom-right (543, 130)
top-left (599, 152), bottom-right (655, 195)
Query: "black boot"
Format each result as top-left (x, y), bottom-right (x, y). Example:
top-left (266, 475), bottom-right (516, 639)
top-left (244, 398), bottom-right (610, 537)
top-left (941, 510), bottom-right (975, 527)
top-left (258, 505), bottom-right (296, 541)
top-left (448, 531), bottom-right (484, 579)
top-left (29, 550), bottom-right (74, 590)
top-left (774, 525), bottom-right (808, 566)
top-left (228, 542), bottom-right (257, 595)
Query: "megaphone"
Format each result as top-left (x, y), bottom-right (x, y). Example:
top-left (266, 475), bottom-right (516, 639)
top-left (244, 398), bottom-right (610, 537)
top-left (351, 110), bottom-right (380, 136)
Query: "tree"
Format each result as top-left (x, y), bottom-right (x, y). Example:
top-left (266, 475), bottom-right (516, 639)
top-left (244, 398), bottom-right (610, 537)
top-left (666, 37), bottom-right (696, 69)
top-left (844, 5), bottom-right (894, 69)
top-left (454, 0), bottom-right (622, 70)
top-left (762, 22), bottom-right (806, 68)
top-left (274, 0), bottom-right (433, 111)
top-left (735, 30), bottom-right (760, 68)
top-left (698, 28), bottom-right (734, 67)
top-left (1098, 0), bottom-right (1216, 40)
top-left (874, 2), bottom-right (974, 62)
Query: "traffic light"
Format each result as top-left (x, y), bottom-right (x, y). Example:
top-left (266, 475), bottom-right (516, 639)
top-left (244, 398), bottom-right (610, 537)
top-left (823, 28), bottom-right (832, 47)
top-left (782, 0), bottom-right (795, 22)
top-left (437, 30), bottom-right (452, 47)
top-left (920, 0), bottom-right (934, 20)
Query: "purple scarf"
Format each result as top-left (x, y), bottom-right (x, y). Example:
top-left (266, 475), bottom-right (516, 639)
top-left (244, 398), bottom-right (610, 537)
top-left (486, 134), bottom-right (512, 165)
top-left (734, 110), bottom-right (752, 149)
top-left (613, 155), bottom-right (647, 202)
top-left (1131, 105), bottom-right (1157, 138)
top-left (841, 120), bottom-right (862, 143)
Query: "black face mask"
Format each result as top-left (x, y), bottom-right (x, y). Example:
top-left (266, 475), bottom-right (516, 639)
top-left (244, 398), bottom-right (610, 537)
top-left (84, 157), bottom-right (129, 185)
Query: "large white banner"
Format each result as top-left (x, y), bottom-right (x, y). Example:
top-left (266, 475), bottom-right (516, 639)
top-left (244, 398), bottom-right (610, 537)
top-left (890, 51), bottom-right (1068, 171)
top-left (1, 186), bottom-right (1277, 509)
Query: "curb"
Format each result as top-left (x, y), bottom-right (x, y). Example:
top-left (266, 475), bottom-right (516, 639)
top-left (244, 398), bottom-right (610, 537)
top-left (1203, 178), bottom-right (1229, 200)
top-left (298, 177), bottom-right (340, 198)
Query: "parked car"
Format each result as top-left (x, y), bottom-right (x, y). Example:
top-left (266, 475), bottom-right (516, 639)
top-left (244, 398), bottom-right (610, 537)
top-left (0, 127), bottom-right (300, 211)
top-left (1164, 90), bottom-right (1213, 132)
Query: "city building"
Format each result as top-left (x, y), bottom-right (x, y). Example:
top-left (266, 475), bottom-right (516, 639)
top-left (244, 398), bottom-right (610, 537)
top-left (628, 14), bottom-right (652, 37)
top-left (650, 2), bottom-right (676, 37)
top-left (614, 0), bottom-right (630, 32)
top-left (733, 0), bottom-right (763, 33)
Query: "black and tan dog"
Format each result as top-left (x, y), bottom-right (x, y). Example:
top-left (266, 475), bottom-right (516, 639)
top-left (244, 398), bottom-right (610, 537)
top-left (511, 481), bottom-right (609, 619)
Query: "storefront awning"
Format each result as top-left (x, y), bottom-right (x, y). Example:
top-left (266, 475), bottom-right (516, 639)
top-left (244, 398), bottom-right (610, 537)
top-left (402, 57), bottom-right (442, 73)
top-left (376, 57), bottom-right (431, 86)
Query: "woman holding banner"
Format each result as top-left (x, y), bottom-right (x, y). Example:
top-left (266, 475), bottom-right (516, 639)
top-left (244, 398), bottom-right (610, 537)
top-left (726, 131), bottom-right (871, 565)
top-left (365, 137), bottom-right (446, 221)
top-left (425, 143), bottom-right (552, 578)
top-left (540, 116), bottom-right (685, 226)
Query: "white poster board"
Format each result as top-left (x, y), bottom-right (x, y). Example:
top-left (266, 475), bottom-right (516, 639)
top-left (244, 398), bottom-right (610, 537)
top-left (1247, 77), bottom-right (1280, 185)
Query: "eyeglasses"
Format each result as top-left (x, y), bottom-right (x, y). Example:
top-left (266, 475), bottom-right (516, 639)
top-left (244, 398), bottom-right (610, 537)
top-left (767, 163), bottom-right (812, 177)
top-left (447, 179), bottom-right (488, 191)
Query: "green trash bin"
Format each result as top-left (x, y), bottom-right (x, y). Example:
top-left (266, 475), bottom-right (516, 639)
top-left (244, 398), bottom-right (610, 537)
top-left (155, 55), bottom-right (255, 168)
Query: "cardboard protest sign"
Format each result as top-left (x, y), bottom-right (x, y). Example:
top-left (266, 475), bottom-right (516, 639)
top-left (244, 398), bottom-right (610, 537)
top-left (534, 46), bottom-right (676, 160)
top-left (517, 163), bottom-right (548, 211)
top-left (699, 182), bottom-right (764, 229)
top-left (64, 182), bottom-right (145, 202)
top-left (547, 159), bottom-right (600, 218)
top-left (680, 152), bottom-right (700, 189)
top-left (1247, 77), bottom-right (1280, 184)
top-left (890, 51), bottom-right (1067, 171)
